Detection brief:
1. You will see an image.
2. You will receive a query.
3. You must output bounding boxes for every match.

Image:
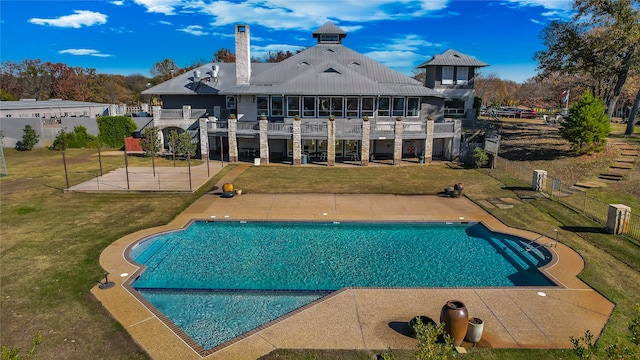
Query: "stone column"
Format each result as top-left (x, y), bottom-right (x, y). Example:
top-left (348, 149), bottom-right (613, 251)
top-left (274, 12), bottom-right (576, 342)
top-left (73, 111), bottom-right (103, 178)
top-left (532, 170), bottom-right (547, 191)
top-left (393, 117), bottom-right (403, 165)
top-left (228, 117), bottom-right (238, 162)
top-left (152, 106), bottom-right (161, 122)
top-left (606, 204), bottom-right (631, 234)
top-left (182, 105), bottom-right (191, 121)
top-left (452, 120), bottom-right (462, 160)
top-left (198, 118), bottom-right (209, 160)
top-left (424, 117), bottom-right (434, 164)
top-left (327, 119), bottom-right (336, 166)
top-left (259, 118), bottom-right (269, 165)
top-left (361, 118), bottom-right (370, 166)
top-left (292, 119), bottom-right (301, 165)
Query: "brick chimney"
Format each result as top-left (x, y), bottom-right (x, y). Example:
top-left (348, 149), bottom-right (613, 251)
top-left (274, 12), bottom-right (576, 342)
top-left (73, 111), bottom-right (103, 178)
top-left (235, 24), bottom-right (250, 85)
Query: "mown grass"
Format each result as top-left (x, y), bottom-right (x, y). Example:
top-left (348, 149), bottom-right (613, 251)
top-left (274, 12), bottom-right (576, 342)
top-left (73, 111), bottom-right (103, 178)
top-left (1, 140), bottom-right (639, 359)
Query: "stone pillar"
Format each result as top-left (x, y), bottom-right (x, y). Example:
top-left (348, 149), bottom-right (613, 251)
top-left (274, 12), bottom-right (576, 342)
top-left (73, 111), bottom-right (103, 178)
top-left (424, 117), bottom-right (434, 164)
top-left (606, 204), bottom-right (631, 234)
top-left (452, 120), bottom-right (462, 160)
top-left (532, 170), bottom-right (547, 191)
top-left (361, 119), bottom-right (370, 166)
top-left (393, 117), bottom-right (403, 165)
top-left (152, 106), bottom-right (161, 122)
top-left (228, 117), bottom-right (238, 162)
top-left (259, 118), bottom-right (269, 165)
top-left (292, 119), bottom-right (301, 165)
top-left (198, 118), bottom-right (209, 160)
top-left (327, 119), bottom-right (336, 166)
top-left (182, 105), bottom-right (191, 121)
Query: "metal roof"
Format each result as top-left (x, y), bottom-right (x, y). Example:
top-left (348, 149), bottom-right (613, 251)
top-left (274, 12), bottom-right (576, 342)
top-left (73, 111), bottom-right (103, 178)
top-left (312, 21), bottom-right (347, 37)
top-left (0, 99), bottom-right (110, 110)
top-left (144, 24), bottom-right (443, 98)
top-left (418, 49), bottom-right (489, 68)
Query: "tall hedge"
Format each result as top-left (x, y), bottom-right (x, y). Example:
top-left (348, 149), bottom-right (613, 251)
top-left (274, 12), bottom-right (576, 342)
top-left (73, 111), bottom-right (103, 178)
top-left (96, 116), bottom-right (138, 149)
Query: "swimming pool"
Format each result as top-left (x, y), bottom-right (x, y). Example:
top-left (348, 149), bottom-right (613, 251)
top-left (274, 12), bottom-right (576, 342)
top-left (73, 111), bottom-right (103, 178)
top-left (127, 221), bottom-right (555, 351)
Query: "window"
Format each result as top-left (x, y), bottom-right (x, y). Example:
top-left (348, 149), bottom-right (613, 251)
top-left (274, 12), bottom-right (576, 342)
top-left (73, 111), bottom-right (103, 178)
top-left (237, 25), bottom-right (246, 33)
top-left (319, 97), bottom-right (331, 117)
top-left (331, 97), bottom-right (343, 117)
top-left (257, 96), bottom-right (269, 116)
top-left (226, 96), bottom-right (236, 109)
top-left (456, 67), bottom-right (468, 85)
top-left (271, 96), bottom-right (283, 116)
top-left (442, 66), bottom-right (453, 85)
top-left (407, 97), bottom-right (420, 117)
top-left (320, 34), bottom-right (339, 43)
top-left (303, 97), bottom-right (315, 117)
top-left (361, 97), bottom-right (374, 117)
top-left (377, 97), bottom-right (390, 117)
top-left (392, 98), bottom-right (405, 117)
top-left (346, 97), bottom-right (359, 117)
top-left (319, 97), bottom-right (343, 117)
top-left (287, 96), bottom-right (300, 117)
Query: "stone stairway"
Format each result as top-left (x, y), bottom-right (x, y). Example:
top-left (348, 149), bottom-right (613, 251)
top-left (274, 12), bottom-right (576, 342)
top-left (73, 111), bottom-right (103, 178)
top-left (598, 142), bottom-right (638, 182)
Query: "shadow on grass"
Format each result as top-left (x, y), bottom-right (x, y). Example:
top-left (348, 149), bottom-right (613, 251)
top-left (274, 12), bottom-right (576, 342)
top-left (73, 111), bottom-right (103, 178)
top-left (560, 225), bottom-right (608, 234)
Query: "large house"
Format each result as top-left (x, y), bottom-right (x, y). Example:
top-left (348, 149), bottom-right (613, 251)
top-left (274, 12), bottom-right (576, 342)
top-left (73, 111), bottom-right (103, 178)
top-left (143, 22), bottom-right (488, 165)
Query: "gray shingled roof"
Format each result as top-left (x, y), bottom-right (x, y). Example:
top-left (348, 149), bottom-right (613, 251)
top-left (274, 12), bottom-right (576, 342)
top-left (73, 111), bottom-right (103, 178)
top-left (418, 49), bottom-right (489, 68)
top-left (144, 23), bottom-right (443, 98)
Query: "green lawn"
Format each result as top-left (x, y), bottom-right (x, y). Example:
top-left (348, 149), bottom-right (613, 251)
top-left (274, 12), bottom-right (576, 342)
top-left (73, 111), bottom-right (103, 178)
top-left (1, 146), bottom-right (639, 360)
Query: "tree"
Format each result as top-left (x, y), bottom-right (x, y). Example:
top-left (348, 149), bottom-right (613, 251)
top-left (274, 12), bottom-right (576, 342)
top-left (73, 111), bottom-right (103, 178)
top-left (168, 130), bottom-right (197, 158)
top-left (535, 0), bottom-right (640, 117)
top-left (138, 126), bottom-right (162, 156)
top-left (263, 50), bottom-right (295, 63)
top-left (213, 48), bottom-right (235, 63)
top-left (15, 125), bottom-right (39, 151)
top-left (150, 58), bottom-right (179, 83)
top-left (559, 91), bottom-right (611, 153)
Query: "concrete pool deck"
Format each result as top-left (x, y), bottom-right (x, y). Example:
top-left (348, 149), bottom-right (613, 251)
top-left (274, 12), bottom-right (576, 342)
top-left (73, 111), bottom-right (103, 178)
top-left (92, 191), bottom-right (615, 360)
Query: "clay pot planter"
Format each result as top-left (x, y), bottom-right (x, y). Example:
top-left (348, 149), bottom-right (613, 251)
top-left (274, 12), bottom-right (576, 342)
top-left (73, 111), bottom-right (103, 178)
top-left (465, 317), bottom-right (484, 344)
top-left (221, 183), bottom-right (235, 198)
top-left (439, 300), bottom-right (468, 346)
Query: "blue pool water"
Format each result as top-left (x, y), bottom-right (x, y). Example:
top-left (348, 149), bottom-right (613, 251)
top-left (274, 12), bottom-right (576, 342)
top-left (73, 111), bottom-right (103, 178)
top-left (129, 221), bottom-right (555, 350)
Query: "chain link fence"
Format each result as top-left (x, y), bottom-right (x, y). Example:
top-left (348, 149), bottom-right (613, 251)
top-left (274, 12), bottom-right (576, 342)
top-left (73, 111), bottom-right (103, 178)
top-left (493, 156), bottom-right (639, 240)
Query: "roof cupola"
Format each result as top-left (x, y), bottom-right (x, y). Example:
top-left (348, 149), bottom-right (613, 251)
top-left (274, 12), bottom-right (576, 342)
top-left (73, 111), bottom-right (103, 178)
top-left (312, 21), bottom-right (347, 44)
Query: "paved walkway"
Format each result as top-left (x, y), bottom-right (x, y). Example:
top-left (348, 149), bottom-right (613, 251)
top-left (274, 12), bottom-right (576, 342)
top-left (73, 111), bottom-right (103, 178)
top-left (92, 192), bottom-right (614, 360)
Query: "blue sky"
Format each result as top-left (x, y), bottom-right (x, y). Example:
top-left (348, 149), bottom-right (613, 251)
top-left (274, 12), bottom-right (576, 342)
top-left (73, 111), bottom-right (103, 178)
top-left (0, 0), bottom-right (575, 83)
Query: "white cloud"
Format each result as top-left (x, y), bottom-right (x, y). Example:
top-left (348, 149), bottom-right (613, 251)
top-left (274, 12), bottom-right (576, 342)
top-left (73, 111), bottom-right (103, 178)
top-left (134, 0), bottom-right (183, 15)
top-left (364, 50), bottom-right (424, 70)
top-left (28, 10), bottom-right (107, 28)
top-left (251, 43), bottom-right (306, 59)
top-left (130, 1), bottom-right (452, 31)
top-left (159, 20), bottom-right (173, 25)
top-left (110, 1), bottom-right (125, 5)
top-left (507, 0), bottom-right (573, 11)
top-left (111, 26), bottom-right (133, 34)
top-left (530, 18), bottom-right (543, 25)
top-left (384, 34), bottom-right (443, 52)
top-left (178, 25), bottom-right (209, 36)
top-left (58, 49), bottom-right (113, 57)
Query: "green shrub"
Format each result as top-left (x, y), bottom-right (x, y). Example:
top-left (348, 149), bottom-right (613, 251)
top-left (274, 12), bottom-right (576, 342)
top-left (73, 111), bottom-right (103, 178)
top-left (15, 125), bottom-right (39, 151)
top-left (96, 116), bottom-right (138, 149)
top-left (472, 147), bottom-right (489, 168)
top-left (51, 126), bottom-right (97, 151)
